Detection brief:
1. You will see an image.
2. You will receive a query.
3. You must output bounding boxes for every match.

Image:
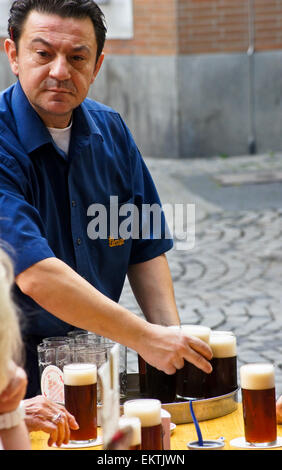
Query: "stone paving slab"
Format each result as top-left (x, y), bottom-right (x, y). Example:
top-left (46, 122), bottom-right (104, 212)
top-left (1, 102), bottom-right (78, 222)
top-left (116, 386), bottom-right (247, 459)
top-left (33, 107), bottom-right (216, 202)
top-left (119, 153), bottom-right (282, 397)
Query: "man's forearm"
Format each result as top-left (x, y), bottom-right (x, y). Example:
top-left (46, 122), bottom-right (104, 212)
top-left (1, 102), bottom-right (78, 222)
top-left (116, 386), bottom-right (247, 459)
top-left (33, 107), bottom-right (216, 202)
top-left (127, 254), bottom-right (180, 326)
top-left (15, 256), bottom-right (213, 376)
top-left (15, 257), bottom-right (150, 352)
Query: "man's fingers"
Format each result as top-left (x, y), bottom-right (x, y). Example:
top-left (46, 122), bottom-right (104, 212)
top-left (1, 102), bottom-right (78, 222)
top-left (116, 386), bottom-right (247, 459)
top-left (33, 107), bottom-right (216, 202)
top-left (182, 336), bottom-right (213, 373)
top-left (183, 348), bottom-right (212, 374)
top-left (186, 335), bottom-right (213, 360)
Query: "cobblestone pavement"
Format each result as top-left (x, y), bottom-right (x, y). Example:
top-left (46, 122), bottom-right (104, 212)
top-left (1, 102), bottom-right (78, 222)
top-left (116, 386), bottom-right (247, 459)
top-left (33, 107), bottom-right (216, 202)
top-left (120, 153), bottom-right (282, 397)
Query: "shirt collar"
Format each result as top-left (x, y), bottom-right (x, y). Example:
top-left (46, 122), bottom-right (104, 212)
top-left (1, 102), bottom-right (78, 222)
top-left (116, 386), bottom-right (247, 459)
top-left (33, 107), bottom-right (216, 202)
top-left (11, 81), bottom-right (103, 154)
top-left (73, 100), bottom-right (104, 142)
top-left (11, 81), bottom-right (53, 154)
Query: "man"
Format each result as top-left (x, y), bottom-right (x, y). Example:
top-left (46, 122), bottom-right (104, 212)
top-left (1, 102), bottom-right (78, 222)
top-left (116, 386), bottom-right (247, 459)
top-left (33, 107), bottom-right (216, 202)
top-left (0, 0), bottom-right (212, 398)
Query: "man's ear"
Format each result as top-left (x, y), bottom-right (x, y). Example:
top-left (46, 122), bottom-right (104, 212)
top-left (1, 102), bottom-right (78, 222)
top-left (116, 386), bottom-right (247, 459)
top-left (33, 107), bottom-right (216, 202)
top-left (4, 39), bottom-right (19, 76)
top-left (91, 52), bottom-right (105, 84)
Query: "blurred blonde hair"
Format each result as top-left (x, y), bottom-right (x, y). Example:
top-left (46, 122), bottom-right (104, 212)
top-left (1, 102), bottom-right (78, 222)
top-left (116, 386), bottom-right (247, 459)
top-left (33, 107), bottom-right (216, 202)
top-left (0, 248), bottom-right (23, 394)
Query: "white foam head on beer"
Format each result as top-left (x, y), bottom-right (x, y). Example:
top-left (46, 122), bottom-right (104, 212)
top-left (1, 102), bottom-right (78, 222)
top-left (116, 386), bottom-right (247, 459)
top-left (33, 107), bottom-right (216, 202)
top-left (181, 324), bottom-right (211, 343)
top-left (124, 399), bottom-right (161, 427)
top-left (210, 333), bottom-right (237, 358)
top-left (64, 363), bottom-right (97, 385)
top-left (240, 363), bottom-right (275, 390)
top-left (119, 416), bottom-right (141, 446)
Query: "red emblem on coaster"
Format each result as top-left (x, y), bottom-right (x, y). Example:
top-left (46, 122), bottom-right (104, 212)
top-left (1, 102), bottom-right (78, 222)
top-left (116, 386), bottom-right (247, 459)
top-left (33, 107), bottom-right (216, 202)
top-left (41, 365), bottom-right (64, 404)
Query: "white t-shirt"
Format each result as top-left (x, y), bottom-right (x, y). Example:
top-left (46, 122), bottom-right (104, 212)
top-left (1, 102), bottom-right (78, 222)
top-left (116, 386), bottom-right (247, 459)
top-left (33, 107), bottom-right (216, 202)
top-left (48, 120), bottom-right (73, 155)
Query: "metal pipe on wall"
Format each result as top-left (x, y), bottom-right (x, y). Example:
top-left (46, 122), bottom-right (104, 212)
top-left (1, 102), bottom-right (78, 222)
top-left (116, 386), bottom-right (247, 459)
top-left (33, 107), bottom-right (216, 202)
top-left (247, 0), bottom-right (256, 154)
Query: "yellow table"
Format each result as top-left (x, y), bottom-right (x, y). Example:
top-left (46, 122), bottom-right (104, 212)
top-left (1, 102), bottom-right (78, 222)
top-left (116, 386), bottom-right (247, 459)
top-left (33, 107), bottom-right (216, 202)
top-left (30, 404), bottom-right (282, 451)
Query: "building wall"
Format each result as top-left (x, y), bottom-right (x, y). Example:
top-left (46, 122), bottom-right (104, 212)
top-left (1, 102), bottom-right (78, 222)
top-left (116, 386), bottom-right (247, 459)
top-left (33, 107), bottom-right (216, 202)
top-left (1, 0), bottom-right (282, 158)
top-left (101, 0), bottom-right (282, 157)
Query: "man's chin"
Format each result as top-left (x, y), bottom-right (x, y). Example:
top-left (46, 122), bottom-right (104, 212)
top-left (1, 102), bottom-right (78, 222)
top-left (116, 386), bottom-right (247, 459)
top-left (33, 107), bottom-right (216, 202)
top-left (32, 102), bottom-right (74, 127)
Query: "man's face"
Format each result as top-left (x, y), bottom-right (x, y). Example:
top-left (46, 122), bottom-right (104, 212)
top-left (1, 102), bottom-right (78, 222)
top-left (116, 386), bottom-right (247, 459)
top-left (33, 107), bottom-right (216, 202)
top-left (5, 10), bottom-right (104, 127)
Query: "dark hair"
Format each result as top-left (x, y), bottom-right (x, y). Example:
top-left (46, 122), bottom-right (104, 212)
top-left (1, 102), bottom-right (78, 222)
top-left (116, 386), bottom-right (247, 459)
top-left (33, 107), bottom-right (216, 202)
top-left (8, 0), bottom-right (107, 61)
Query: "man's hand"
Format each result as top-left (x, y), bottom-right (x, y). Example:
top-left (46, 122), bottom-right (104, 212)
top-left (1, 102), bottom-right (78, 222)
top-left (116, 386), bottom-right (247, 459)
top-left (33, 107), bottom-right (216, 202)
top-left (24, 395), bottom-right (79, 447)
top-left (138, 324), bottom-right (213, 375)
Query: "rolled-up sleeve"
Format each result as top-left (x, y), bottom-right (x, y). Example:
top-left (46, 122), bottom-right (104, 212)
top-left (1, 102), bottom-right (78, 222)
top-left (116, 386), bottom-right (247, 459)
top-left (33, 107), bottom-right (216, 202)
top-left (0, 157), bottom-right (55, 275)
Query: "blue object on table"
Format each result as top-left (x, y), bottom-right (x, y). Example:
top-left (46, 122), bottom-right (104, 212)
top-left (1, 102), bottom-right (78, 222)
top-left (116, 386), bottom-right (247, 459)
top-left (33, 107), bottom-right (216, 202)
top-left (189, 400), bottom-right (203, 446)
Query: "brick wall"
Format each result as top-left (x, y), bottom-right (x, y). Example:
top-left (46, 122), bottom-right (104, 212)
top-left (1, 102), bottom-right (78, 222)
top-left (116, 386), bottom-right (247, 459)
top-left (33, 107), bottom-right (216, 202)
top-left (104, 0), bottom-right (178, 56)
top-left (104, 0), bottom-right (282, 56)
top-left (177, 0), bottom-right (249, 54)
top-left (177, 0), bottom-right (282, 55)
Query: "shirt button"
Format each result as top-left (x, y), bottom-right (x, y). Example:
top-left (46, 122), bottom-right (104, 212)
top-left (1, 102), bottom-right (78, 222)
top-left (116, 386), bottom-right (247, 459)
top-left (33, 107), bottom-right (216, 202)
top-left (76, 238), bottom-right (82, 245)
top-left (72, 201), bottom-right (76, 207)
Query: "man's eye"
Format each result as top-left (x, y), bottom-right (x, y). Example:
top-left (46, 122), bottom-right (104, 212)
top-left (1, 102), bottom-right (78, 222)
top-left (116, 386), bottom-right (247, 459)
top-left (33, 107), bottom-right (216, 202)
top-left (37, 50), bottom-right (49, 58)
top-left (72, 56), bottom-right (85, 62)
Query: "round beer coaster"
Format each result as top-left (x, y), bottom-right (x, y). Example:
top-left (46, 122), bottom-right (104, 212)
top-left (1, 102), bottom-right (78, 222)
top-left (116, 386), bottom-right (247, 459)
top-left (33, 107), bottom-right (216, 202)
top-left (41, 365), bottom-right (64, 403)
top-left (53, 436), bottom-right (103, 449)
top-left (230, 436), bottom-right (282, 449)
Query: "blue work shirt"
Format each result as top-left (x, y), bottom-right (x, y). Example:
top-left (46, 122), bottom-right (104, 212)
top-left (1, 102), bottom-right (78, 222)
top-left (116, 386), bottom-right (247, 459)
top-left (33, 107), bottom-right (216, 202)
top-left (0, 81), bottom-right (173, 337)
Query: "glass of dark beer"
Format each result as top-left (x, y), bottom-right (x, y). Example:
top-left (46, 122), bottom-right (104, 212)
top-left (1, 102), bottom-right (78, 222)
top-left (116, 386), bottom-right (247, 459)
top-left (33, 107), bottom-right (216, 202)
top-left (176, 325), bottom-right (211, 400)
top-left (144, 363), bottom-right (177, 403)
top-left (138, 325), bottom-right (180, 403)
top-left (205, 332), bottom-right (237, 397)
top-left (64, 363), bottom-right (98, 444)
top-left (123, 399), bottom-right (162, 450)
top-left (118, 416), bottom-right (141, 450)
top-left (240, 363), bottom-right (277, 447)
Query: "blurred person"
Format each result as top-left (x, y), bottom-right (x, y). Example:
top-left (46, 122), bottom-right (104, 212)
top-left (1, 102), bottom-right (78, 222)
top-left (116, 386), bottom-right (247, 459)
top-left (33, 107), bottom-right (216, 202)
top-left (0, 248), bottom-right (30, 449)
top-left (0, 248), bottom-right (78, 448)
top-left (1, 0), bottom-right (213, 399)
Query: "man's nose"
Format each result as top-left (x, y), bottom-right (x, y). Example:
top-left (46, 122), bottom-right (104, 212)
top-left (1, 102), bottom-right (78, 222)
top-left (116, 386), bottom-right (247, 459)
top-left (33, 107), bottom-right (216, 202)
top-left (49, 55), bottom-right (71, 81)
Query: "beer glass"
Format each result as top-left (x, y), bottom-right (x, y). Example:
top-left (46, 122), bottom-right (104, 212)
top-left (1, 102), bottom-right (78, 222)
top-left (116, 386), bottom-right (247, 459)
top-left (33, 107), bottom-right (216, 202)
top-left (64, 362), bottom-right (98, 444)
top-left (70, 344), bottom-right (107, 405)
top-left (74, 332), bottom-right (104, 344)
top-left (240, 363), bottom-right (277, 446)
top-left (37, 341), bottom-right (72, 404)
top-left (176, 325), bottom-right (211, 399)
top-left (123, 399), bottom-right (163, 450)
top-left (205, 332), bottom-right (237, 397)
top-left (145, 363), bottom-right (177, 403)
top-left (43, 336), bottom-right (74, 344)
top-left (118, 416), bottom-right (141, 450)
top-left (138, 354), bottom-right (147, 395)
top-left (75, 333), bottom-right (127, 398)
top-left (67, 329), bottom-right (87, 339)
top-left (138, 325), bottom-right (180, 403)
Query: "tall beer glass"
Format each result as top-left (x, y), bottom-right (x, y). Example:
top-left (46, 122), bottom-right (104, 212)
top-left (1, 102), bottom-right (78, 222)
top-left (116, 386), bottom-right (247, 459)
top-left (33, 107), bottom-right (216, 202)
top-left (138, 326), bottom-right (180, 403)
top-left (240, 363), bottom-right (277, 446)
top-left (75, 333), bottom-right (127, 398)
top-left (64, 363), bottom-right (97, 443)
top-left (124, 399), bottom-right (162, 450)
top-left (176, 325), bottom-right (211, 399)
top-left (205, 332), bottom-right (237, 397)
top-left (145, 364), bottom-right (177, 403)
top-left (118, 416), bottom-right (141, 450)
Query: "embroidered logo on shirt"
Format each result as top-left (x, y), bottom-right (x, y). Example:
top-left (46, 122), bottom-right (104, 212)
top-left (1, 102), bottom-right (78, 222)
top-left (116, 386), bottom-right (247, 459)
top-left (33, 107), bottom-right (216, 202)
top-left (108, 236), bottom-right (125, 247)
